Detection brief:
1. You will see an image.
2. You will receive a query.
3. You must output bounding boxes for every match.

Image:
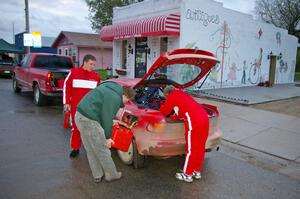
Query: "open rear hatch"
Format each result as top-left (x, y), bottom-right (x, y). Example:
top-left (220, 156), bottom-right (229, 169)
top-left (134, 48), bottom-right (219, 89)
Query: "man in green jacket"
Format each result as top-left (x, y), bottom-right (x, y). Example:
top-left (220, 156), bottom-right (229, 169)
top-left (75, 81), bottom-right (135, 182)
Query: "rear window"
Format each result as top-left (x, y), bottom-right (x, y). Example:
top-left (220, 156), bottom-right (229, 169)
top-left (151, 64), bottom-right (202, 85)
top-left (33, 55), bottom-right (73, 69)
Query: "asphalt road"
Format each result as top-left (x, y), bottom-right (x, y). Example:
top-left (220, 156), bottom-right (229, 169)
top-left (0, 79), bottom-right (299, 199)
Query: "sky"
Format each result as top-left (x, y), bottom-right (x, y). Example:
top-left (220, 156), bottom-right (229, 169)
top-left (0, 0), bottom-right (256, 44)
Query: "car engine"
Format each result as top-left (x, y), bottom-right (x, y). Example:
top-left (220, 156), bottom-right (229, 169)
top-left (135, 86), bottom-right (165, 110)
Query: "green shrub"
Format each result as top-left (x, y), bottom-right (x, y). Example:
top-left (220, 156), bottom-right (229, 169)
top-left (295, 72), bottom-right (300, 81)
top-left (94, 69), bottom-right (107, 80)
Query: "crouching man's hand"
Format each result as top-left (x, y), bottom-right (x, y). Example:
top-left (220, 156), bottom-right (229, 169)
top-left (106, 138), bottom-right (115, 148)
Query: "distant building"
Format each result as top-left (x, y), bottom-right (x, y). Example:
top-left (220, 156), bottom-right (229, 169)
top-left (14, 32), bottom-right (57, 54)
top-left (100, 0), bottom-right (298, 88)
top-left (52, 31), bottom-right (113, 69)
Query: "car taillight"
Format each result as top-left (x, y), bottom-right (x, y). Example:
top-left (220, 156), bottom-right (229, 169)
top-left (46, 72), bottom-right (53, 86)
top-left (46, 72), bottom-right (57, 87)
top-left (146, 122), bottom-right (165, 133)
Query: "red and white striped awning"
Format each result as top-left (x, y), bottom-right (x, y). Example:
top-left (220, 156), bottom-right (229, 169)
top-left (100, 14), bottom-right (180, 41)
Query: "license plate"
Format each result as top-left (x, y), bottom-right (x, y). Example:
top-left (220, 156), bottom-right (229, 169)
top-left (4, 71), bottom-right (10, 74)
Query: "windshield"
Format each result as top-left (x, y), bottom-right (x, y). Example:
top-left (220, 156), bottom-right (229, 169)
top-left (150, 64), bottom-right (202, 85)
top-left (34, 55), bottom-right (73, 69)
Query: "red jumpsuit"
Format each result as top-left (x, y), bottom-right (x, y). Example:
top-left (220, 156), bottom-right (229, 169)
top-left (63, 67), bottom-right (100, 150)
top-left (160, 89), bottom-right (209, 175)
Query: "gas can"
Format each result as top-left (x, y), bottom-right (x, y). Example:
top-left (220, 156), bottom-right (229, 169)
top-left (63, 111), bottom-right (71, 129)
top-left (111, 124), bottom-right (133, 152)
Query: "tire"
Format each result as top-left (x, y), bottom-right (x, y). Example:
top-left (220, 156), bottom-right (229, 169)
top-left (12, 76), bottom-right (21, 93)
top-left (117, 142), bottom-right (134, 165)
top-left (33, 84), bottom-right (48, 106)
top-left (132, 139), bottom-right (147, 169)
top-left (117, 139), bottom-right (146, 169)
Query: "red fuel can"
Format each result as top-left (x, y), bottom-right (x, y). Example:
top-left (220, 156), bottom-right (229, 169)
top-left (63, 111), bottom-right (71, 129)
top-left (111, 124), bottom-right (134, 152)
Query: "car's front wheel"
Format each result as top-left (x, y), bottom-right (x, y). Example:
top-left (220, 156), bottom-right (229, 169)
top-left (117, 139), bottom-right (146, 169)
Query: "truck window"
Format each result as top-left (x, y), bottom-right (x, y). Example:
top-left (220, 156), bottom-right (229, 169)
top-left (20, 54), bottom-right (32, 68)
top-left (33, 55), bottom-right (73, 69)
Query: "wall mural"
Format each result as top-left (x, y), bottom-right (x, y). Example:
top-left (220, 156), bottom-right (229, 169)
top-left (226, 62), bottom-right (238, 81)
top-left (276, 32), bottom-right (281, 46)
top-left (248, 48), bottom-right (263, 84)
top-left (258, 28), bottom-right (263, 40)
top-left (275, 54), bottom-right (290, 83)
top-left (180, 12), bottom-right (295, 89)
top-left (241, 60), bottom-right (247, 84)
top-left (209, 21), bottom-right (234, 87)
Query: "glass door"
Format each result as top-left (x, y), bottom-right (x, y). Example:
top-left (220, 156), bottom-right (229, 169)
top-left (135, 37), bottom-right (147, 78)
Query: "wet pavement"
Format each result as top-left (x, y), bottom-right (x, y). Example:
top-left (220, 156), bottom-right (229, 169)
top-left (0, 79), bottom-right (299, 199)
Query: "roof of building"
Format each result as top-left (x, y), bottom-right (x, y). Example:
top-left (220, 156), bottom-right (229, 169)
top-left (42, 36), bottom-right (56, 47)
top-left (52, 31), bottom-right (112, 48)
top-left (0, 39), bottom-right (23, 53)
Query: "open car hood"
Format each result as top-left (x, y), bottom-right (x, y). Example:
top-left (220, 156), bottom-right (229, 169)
top-left (134, 49), bottom-right (219, 89)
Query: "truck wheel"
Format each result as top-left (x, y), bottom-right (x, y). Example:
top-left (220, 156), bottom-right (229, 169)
top-left (33, 84), bottom-right (47, 106)
top-left (12, 76), bottom-right (21, 93)
top-left (117, 139), bottom-right (146, 169)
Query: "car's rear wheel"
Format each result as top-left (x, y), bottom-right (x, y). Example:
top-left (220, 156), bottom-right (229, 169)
top-left (12, 76), bottom-right (21, 93)
top-left (117, 139), bottom-right (146, 169)
top-left (33, 84), bottom-right (48, 106)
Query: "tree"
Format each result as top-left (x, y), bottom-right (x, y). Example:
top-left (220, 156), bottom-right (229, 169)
top-left (255, 0), bottom-right (300, 41)
top-left (85, 0), bottom-right (143, 31)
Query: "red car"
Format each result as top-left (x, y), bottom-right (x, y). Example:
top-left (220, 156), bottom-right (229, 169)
top-left (111, 49), bottom-right (222, 168)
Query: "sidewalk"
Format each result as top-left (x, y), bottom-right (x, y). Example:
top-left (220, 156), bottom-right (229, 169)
top-left (192, 83), bottom-right (300, 105)
top-left (194, 97), bottom-right (300, 164)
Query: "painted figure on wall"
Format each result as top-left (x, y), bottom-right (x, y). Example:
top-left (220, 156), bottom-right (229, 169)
top-left (276, 32), bottom-right (281, 46)
top-left (249, 48), bottom-right (263, 84)
top-left (279, 59), bottom-right (288, 73)
top-left (227, 62), bottom-right (238, 81)
top-left (241, 60), bottom-right (247, 84)
top-left (209, 21), bottom-right (233, 85)
top-left (258, 28), bottom-right (263, 39)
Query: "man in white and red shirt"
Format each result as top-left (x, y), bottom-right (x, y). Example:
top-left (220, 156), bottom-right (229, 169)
top-left (160, 85), bottom-right (209, 183)
top-left (63, 54), bottom-right (100, 158)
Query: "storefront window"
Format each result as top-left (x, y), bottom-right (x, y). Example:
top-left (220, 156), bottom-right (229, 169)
top-left (121, 40), bottom-right (127, 69)
top-left (159, 37), bottom-right (168, 73)
top-left (135, 37), bottom-right (148, 78)
top-left (64, 48), bottom-right (68, 56)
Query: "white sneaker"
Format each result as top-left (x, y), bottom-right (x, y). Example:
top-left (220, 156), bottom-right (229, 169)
top-left (192, 171), bottom-right (202, 180)
top-left (175, 172), bottom-right (193, 183)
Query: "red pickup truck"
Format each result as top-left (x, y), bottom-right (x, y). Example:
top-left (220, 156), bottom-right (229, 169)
top-left (12, 53), bottom-right (74, 106)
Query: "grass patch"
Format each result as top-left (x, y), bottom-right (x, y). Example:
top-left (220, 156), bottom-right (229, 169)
top-left (295, 72), bottom-right (300, 81)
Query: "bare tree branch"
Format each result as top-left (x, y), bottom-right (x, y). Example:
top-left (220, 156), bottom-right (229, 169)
top-left (255, 0), bottom-right (300, 41)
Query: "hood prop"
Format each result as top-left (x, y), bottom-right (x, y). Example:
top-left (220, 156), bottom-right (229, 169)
top-left (197, 69), bottom-right (212, 90)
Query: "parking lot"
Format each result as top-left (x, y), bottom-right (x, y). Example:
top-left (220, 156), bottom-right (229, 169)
top-left (0, 78), bottom-right (299, 199)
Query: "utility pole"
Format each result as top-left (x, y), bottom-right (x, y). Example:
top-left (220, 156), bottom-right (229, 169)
top-left (25, 0), bottom-right (30, 53)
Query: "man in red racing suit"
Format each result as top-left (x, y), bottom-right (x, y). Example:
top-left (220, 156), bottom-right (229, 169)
top-left (160, 85), bottom-right (209, 183)
top-left (63, 54), bottom-right (100, 158)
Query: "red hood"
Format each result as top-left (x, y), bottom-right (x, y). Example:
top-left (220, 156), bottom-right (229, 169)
top-left (134, 48), bottom-right (219, 89)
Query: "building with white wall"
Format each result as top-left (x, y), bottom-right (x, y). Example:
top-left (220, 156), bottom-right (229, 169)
top-left (100, 0), bottom-right (298, 89)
